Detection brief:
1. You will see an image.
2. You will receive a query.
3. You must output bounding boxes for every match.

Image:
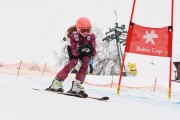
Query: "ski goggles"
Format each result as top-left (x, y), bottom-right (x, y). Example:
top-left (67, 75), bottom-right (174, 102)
top-left (80, 28), bottom-right (91, 33)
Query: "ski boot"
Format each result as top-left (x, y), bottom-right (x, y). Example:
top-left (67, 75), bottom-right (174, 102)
top-left (67, 80), bottom-right (88, 98)
top-left (46, 77), bottom-right (64, 93)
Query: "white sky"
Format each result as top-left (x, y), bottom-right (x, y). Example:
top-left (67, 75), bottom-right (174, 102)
top-left (0, 0), bottom-right (180, 66)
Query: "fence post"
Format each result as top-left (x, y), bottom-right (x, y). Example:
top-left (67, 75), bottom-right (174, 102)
top-left (17, 60), bottom-right (22, 76)
top-left (153, 77), bottom-right (157, 92)
top-left (42, 63), bottom-right (47, 76)
top-left (111, 75), bottom-right (114, 88)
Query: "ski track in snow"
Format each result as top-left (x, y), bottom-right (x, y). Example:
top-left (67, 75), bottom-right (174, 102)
top-left (0, 73), bottom-right (180, 120)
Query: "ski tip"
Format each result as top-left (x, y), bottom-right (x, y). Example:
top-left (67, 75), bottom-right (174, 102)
top-left (102, 96), bottom-right (109, 100)
top-left (32, 88), bottom-right (41, 91)
top-left (45, 88), bottom-right (51, 91)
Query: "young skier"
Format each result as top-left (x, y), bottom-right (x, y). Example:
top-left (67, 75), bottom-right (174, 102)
top-left (47, 17), bottom-right (96, 97)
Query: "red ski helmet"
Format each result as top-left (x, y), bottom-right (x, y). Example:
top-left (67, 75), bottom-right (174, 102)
top-left (76, 17), bottom-right (92, 33)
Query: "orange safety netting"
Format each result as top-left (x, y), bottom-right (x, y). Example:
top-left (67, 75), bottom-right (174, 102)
top-left (0, 61), bottom-right (58, 76)
top-left (0, 61), bottom-right (168, 94)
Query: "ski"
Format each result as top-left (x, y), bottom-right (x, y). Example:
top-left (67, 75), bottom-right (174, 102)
top-left (32, 88), bottom-right (109, 101)
top-left (62, 92), bottom-right (109, 101)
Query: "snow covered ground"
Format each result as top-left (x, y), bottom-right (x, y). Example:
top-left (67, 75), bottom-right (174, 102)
top-left (0, 73), bottom-right (180, 120)
top-left (0, 0), bottom-right (179, 120)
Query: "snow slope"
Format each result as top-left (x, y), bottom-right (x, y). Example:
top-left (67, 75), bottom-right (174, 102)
top-left (0, 73), bottom-right (180, 120)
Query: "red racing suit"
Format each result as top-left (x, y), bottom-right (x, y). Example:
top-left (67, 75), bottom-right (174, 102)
top-left (56, 31), bottom-right (96, 82)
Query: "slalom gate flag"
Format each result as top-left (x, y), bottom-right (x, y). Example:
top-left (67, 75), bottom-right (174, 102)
top-left (125, 23), bottom-right (171, 57)
top-left (117, 0), bottom-right (174, 100)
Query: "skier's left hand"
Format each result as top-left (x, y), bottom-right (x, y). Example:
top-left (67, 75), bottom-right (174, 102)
top-left (85, 44), bottom-right (93, 52)
top-left (84, 44), bottom-right (93, 56)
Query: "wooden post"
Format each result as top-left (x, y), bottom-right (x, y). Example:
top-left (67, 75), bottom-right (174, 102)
top-left (17, 60), bottom-right (22, 76)
top-left (153, 77), bottom-right (157, 92)
top-left (111, 75), bottom-right (113, 88)
top-left (42, 63), bottom-right (47, 76)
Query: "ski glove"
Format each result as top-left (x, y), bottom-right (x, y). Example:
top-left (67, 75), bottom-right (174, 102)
top-left (84, 44), bottom-right (93, 56)
top-left (85, 44), bottom-right (93, 52)
top-left (76, 44), bottom-right (86, 53)
top-left (76, 43), bottom-right (94, 56)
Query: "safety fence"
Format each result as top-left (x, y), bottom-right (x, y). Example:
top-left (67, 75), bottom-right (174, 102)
top-left (0, 60), bottom-right (58, 76)
top-left (0, 60), bottom-right (169, 94)
top-left (67, 74), bottom-right (169, 95)
top-left (83, 81), bottom-right (168, 94)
